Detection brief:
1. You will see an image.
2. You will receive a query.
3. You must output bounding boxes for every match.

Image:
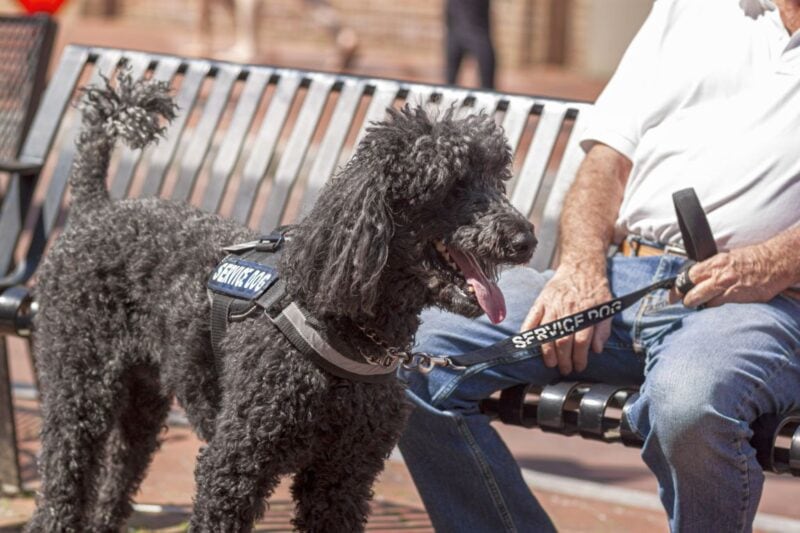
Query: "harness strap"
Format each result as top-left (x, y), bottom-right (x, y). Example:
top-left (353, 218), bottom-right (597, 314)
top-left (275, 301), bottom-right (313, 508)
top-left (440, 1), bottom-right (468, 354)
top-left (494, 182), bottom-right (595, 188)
top-left (255, 278), bottom-right (288, 315)
top-left (270, 303), bottom-right (399, 383)
top-left (210, 293), bottom-right (235, 357)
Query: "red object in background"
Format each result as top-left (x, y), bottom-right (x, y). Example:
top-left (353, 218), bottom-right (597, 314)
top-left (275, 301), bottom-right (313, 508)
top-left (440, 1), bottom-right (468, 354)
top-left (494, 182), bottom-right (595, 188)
top-left (17, 0), bottom-right (66, 14)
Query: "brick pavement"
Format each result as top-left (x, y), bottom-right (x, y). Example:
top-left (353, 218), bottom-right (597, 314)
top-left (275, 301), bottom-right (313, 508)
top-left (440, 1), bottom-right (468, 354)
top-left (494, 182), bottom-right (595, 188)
top-left (0, 387), bottom-right (672, 532)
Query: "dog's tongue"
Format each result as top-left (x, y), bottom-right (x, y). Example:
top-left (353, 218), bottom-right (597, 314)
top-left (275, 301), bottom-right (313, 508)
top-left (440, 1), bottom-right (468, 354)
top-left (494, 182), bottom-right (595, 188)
top-left (448, 248), bottom-right (506, 324)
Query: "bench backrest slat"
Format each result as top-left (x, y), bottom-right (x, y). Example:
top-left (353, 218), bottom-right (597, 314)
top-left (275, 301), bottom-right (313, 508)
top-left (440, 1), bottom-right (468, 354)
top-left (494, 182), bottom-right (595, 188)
top-left (258, 75), bottom-right (334, 232)
top-left (41, 50), bottom-right (122, 236)
top-left (353, 81), bottom-right (400, 147)
top-left (140, 60), bottom-right (210, 198)
top-left (172, 63), bottom-right (241, 202)
top-left (471, 92), bottom-right (499, 115)
top-left (232, 72), bottom-right (301, 225)
top-left (300, 78), bottom-right (367, 216)
top-left (109, 54), bottom-right (180, 199)
top-left (433, 87), bottom-right (463, 111)
top-left (531, 104), bottom-right (591, 271)
top-left (500, 96), bottom-right (535, 156)
top-left (200, 68), bottom-right (271, 213)
top-left (510, 102), bottom-right (568, 217)
top-left (406, 84), bottom-right (435, 109)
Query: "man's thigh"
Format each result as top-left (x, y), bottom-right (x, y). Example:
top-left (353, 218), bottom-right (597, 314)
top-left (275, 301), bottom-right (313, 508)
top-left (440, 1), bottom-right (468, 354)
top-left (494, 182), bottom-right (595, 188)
top-left (634, 294), bottom-right (800, 430)
top-left (406, 266), bottom-right (646, 412)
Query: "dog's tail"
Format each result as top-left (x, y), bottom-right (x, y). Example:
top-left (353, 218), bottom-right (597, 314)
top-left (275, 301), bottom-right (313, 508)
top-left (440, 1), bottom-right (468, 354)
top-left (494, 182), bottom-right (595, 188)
top-left (69, 67), bottom-right (177, 209)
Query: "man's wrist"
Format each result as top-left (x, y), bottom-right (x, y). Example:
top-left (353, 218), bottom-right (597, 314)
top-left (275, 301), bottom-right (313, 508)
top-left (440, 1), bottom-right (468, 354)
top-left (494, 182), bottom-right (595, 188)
top-left (557, 257), bottom-right (609, 286)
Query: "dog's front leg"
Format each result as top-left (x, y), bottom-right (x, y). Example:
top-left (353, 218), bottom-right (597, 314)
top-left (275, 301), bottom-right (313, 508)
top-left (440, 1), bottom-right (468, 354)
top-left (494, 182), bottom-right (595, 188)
top-left (291, 384), bottom-right (408, 533)
top-left (188, 351), bottom-right (320, 532)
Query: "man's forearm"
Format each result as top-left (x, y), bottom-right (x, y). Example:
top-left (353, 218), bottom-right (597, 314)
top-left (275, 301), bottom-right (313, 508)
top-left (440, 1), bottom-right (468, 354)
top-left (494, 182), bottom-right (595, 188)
top-left (557, 144), bottom-right (631, 276)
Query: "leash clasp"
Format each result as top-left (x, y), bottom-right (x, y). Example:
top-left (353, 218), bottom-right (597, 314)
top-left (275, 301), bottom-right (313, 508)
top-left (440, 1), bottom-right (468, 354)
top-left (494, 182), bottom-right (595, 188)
top-left (403, 352), bottom-right (466, 374)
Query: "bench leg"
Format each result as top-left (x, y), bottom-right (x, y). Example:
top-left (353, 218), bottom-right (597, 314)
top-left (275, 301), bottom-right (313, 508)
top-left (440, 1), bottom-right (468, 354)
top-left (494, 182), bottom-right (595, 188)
top-left (0, 338), bottom-right (21, 493)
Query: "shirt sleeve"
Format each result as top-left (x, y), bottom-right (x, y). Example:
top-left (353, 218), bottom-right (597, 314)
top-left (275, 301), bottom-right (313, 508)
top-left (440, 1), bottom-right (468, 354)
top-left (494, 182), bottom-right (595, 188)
top-left (579, 0), bottom-right (671, 160)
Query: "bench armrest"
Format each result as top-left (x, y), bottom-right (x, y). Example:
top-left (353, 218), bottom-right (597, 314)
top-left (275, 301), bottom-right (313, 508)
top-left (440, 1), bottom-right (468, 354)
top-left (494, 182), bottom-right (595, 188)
top-left (0, 284), bottom-right (35, 336)
top-left (0, 159), bottom-right (43, 176)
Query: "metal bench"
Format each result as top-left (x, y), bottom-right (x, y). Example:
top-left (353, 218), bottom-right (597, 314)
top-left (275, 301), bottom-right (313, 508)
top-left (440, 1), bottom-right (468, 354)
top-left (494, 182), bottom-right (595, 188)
top-left (0, 14), bottom-right (56, 167)
top-left (0, 13), bottom-right (56, 492)
top-left (0, 45), bottom-right (796, 493)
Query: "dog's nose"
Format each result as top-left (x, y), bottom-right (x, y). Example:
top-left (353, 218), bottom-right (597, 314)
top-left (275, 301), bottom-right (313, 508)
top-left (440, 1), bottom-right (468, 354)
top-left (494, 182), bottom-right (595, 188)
top-left (511, 231), bottom-right (537, 259)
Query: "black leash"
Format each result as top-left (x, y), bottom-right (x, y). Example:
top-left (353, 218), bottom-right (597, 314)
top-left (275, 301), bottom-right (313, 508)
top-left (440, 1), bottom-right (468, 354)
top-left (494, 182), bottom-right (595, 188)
top-left (406, 188), bottom-right (717, 373)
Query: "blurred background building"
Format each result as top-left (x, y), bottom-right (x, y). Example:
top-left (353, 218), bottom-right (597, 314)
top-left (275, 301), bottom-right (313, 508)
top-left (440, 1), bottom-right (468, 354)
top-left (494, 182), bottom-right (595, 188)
top-left (0, 0), bottom-right (652, 89)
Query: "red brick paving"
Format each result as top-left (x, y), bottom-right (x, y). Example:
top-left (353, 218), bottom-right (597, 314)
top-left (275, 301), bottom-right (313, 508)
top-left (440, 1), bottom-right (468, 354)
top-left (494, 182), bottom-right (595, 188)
top-left (1, 392), bottom-right (673, 532)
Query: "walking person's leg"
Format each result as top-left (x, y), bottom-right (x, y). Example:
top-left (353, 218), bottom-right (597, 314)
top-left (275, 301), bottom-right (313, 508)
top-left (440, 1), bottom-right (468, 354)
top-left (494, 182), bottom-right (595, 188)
top-left (461, 0), bottom-right (495, 89)
top-left (445, 0), bottom-right (465, 85)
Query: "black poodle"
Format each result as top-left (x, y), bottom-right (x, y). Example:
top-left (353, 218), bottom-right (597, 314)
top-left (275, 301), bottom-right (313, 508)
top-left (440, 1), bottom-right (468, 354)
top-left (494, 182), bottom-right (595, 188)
top-left (26, 72), bottom-right (536, 532)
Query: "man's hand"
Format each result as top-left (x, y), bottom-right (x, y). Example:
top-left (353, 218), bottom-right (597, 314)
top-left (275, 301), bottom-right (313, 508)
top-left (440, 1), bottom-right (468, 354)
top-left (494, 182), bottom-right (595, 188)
top-left (524, 143), bottom-right (630, 376)
top-left (522, 266), bottom-right (613, 375)
top-left (674, 245), bottom-right (794, 308)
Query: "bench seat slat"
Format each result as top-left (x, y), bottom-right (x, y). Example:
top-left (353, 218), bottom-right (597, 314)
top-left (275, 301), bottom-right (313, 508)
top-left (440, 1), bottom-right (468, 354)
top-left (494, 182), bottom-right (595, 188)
top-left (232, 72), bottom-right (302, 225)
top-left (140, 60), bottom-right (210, 198)
top-left (201, 68), bottom-right (272, 213)
top-left (171, 63), bottom-right (241, 202)
top-left (259, 76), bottom-right (334, 233)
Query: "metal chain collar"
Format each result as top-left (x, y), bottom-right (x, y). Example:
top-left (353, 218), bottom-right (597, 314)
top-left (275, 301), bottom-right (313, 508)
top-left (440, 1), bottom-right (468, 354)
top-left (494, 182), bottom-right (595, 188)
top-left (358, 327), bottom-right (466, 374)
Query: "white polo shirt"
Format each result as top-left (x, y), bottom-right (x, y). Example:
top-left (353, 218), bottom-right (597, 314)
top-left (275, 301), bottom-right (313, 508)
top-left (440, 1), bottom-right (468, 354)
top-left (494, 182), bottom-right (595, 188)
top-left (579, 0), bottom-right (800, 251)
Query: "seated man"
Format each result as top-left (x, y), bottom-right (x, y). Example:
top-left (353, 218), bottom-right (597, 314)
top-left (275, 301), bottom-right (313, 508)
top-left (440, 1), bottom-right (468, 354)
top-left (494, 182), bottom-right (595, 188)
top-left (398, 0), bottom-right (800, 531)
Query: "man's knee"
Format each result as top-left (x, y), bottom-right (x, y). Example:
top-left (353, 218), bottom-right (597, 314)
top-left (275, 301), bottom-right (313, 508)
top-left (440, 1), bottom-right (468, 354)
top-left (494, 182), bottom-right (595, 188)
top-left (631, 365), bottom-right (750, 464)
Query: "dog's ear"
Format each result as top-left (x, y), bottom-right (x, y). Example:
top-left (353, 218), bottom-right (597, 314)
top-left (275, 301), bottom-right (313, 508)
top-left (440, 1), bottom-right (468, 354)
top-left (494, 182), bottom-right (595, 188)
top-left (283, 155), bottom-right (393, 319)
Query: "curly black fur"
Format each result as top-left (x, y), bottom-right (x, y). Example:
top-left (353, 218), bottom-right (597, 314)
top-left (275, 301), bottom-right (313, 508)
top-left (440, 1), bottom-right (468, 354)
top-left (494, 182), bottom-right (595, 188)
top-left (27, 72), bottom-right (535, 533)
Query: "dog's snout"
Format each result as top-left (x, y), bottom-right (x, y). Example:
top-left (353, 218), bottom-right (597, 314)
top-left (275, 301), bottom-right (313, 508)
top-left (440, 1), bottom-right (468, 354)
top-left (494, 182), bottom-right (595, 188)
top-left (511, 230), bottom-right (537, 259)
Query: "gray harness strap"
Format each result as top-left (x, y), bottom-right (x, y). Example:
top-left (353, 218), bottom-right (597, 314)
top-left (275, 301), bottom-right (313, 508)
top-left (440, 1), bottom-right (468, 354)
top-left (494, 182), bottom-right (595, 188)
top-left (270, 303), bottom-right (400, 383)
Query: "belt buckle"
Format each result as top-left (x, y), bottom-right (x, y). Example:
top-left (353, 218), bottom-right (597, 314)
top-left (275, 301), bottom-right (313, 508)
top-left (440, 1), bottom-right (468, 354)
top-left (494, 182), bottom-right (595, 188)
top-left (663, 244), bottom-right (687, 257)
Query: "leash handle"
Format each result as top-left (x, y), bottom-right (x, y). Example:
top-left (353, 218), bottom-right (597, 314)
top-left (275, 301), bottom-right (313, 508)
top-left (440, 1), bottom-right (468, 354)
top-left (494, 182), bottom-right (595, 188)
top-left (672, 188), bottom-right (717, 261)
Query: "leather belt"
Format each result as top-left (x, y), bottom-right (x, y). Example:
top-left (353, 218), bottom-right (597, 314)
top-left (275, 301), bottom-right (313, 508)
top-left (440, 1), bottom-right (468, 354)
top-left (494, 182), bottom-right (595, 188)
top-left (620, 238), bottom-right (687, 258)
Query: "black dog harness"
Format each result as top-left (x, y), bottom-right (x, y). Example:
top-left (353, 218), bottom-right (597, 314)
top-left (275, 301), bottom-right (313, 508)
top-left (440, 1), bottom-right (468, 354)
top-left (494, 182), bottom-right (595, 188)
top-left (207, 230), bottom-right (400, 384)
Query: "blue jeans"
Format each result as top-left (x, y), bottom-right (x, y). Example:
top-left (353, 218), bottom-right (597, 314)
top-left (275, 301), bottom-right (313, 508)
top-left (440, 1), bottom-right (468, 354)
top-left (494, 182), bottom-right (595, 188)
top-left (398, 254), bottom-right (800, 533)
